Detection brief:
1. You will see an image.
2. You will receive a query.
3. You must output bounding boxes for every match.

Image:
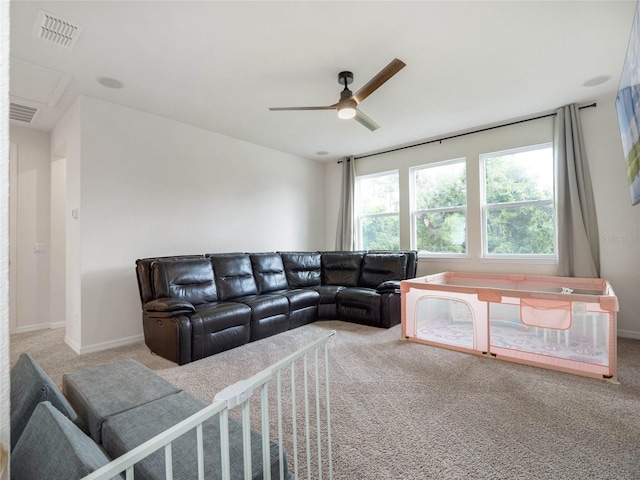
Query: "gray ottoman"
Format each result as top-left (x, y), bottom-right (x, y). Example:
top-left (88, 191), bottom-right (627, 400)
top-left (62, 359), bottom-right (180, 443)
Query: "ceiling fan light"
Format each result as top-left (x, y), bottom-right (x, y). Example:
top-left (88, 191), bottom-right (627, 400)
top-left (338, 104), bottom-right (356, 120)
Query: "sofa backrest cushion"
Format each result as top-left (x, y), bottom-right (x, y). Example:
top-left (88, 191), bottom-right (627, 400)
top-left (368, 250), bottom-right (418, 278)
top-left (251, 253), bottom-right (289, 293)
top-left (10, 353), bottom-right (78, 451)
top-left (360, 253), bottom-right (409, 288)
top-left (136, 255), bottom-right (203, 304)
top-left (152, 258), bottom-right (217, 306)
top-left (280, 252), bottom-right (322, 288)
top-left (209, 253), bottom-right (259, 301)
top-left (10, 402), bottom-right (110, 480)
top-left (321, 252), bottom-right (365, 287)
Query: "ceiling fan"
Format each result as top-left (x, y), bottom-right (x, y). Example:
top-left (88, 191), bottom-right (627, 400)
top-left (269, 58), bottom-right (406, 131)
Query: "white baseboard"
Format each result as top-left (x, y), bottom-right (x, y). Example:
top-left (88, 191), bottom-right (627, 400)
top-left (13, 322), bottom-right (66, 334)
top-left (64, 334), bottom-right (81, 354)
top-left (13, 324), bottom-right (144, 355)
top-left (617, 329), bottom-right (640, 340)
top-left (73, 334), bottom-right (145, 355)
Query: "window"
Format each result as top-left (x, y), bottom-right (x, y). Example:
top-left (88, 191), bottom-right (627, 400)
top-left (480, 144), bottom-right (555, 257)
top-left (411, 159), bottom-right (467, 256)
top-left (356, 170), bottom-right (400, 250)
top-left (356, 171), bottom-right (400, 250)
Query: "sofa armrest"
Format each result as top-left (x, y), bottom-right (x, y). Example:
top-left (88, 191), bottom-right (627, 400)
top-left (377, 280), bottom-right (401, 294)
top-left (143, 298), bottom-right (195, 316)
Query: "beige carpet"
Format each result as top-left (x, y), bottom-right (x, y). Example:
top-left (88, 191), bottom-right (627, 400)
top-left (10, 321), bottom-right (640, 479)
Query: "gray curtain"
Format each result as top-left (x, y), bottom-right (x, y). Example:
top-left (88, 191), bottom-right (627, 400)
top-left (335, 155), bottom-right (356, 250)
top-left (555, 104), bottom-right (600, 277)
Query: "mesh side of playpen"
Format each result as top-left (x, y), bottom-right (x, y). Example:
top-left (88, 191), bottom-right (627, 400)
top-left (82, 330), bottom-right (336, 480)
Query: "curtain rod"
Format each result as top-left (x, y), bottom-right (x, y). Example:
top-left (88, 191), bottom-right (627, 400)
top-left (339, 102), bottom-right (597, 163)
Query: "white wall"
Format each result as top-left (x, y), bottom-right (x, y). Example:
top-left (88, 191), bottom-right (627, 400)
top-left (324, 97), bottom-right (640, 338)
top-left (49, 157), bottom-right (66, 330)
top-left (8, 126), bottom-right (52, 333)
top-left (68, 96), bottom-right (324, 352)
top-left (51, 99), bottom-right (82, 351)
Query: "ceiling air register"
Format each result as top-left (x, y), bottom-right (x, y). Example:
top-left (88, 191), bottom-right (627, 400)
top-left (32, 9), bottom-right (83, 49)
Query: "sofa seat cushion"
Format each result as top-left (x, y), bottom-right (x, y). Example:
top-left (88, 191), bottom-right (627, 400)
top-left (337, 287), bottom-right (381, 325)
top-left (195, 302), bottom-right (251, 330)
top-left (274, 288), bottom-right (320, 310)
top-left (63, 359), bottom-right (181, 443)
top-left (11, 402), bottom-right (114, 480)
top-left (102, 391), bottom-right (288, 480)
top-left (233, 294), bottom-right (289, 319)
top-left (192, 302), bottom-right (252, 361)
top-left (310, 285), bottom-right (345, 304)
top-left (10, 353), bottom-right (78, 451)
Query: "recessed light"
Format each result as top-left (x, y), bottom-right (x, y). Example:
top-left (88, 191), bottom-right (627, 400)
top-left (316, 151), bottom-right (329, 156)
top-left (97, 77), bottom-right (123, 89)
top-left (583, 75), bottom-right (612, 87)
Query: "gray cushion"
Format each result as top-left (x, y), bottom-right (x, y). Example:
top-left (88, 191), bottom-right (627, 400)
top-left (10, 353), bottom-right (77, 450)
top-left (11, 401), bottom-right (114, 480)
top-left (102, 391), bottom-right (288, 480)
top-left (63, 359), bottom-right (181, 443)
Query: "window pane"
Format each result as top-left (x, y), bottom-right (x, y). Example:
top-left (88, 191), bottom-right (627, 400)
top-left (486, 203), bottom-right (554, 254)
top-left (484, 147), bottom-right (553, 204)
top-left (414, 162), bottom-right (466, 210)
top-left (358, 172), bottom-right (399, 215)
top-left (415, 211), bottom-right (466, 254)
top-left (361, 215), bottom-right (400, 250)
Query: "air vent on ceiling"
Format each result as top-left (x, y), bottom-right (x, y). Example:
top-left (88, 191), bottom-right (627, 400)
top-left (10, 103), bottom-right (40, 124)
top-left (32, 10), bottom-right (83, 49)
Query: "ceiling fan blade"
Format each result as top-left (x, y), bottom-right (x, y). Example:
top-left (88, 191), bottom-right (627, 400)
top-left (269, 106), bottom-right (336, 111)
top-left (352, 58), bottom-right (406, 104)
top-left (354, 109), bottom-right (380, 131)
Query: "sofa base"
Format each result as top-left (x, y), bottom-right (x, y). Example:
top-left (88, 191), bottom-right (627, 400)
top-left (289, 305), bottom-right (318, 329)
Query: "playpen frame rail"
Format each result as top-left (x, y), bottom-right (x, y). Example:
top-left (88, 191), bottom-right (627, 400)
top-left (82, 330), bottom-right (336, 480)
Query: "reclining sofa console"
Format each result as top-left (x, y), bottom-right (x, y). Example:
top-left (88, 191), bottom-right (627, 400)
top-left (136, 250), bottom-right (417, 365)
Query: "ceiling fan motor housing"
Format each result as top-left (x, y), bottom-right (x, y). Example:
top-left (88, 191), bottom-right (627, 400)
top-left (340, 88), bottom-right (355, 104)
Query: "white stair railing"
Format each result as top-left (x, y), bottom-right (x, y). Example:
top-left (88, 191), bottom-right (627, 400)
top-left (82, 329), bottom-right (336, 480)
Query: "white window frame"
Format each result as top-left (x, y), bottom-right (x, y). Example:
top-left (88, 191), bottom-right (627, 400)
top-left (480, 143), bottom-right (557, 261)
top-left (410, 158), bottom-right (468, 259)
top-left (355, 169), bottom-right (400, 250)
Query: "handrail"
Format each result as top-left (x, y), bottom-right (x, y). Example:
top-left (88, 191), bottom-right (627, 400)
top-left (82, 329), bottom-right (336, 480)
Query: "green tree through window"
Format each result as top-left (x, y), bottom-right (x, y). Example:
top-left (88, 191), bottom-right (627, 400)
top-left (412, 160), bottom-right (467, 254)
top-left (356, 171), bottom-right (399, 250)
top-left (482, 144), bottom-right (555, 256)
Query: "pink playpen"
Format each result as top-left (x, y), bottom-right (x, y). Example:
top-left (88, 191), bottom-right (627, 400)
top-left (401, 272), bottom-right (618, 379)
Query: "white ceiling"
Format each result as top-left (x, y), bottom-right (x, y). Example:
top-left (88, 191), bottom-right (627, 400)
top-left (8, 1), bottom-right (637, 162)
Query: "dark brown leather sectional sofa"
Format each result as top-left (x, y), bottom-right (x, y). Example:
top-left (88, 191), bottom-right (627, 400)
top-left (135, 250), bottom-right (417, 365)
